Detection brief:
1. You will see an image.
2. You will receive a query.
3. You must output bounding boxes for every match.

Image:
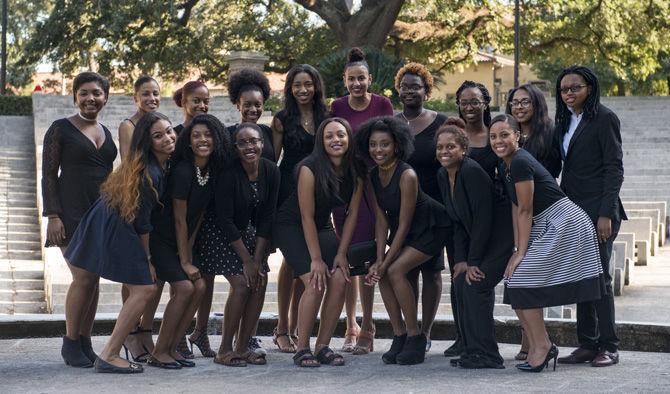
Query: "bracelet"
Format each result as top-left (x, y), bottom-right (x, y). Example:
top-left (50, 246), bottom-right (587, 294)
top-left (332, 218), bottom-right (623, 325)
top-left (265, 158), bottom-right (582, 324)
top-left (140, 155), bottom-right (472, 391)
top-left (512, 246), bottom-right (518, 253)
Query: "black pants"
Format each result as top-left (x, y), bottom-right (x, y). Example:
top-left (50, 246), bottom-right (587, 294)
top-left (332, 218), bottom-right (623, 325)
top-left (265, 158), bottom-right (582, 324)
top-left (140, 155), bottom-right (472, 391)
top-left (443, 233), bottom-right (461, 343)
top-left (453, 257), bottom-right (507, 364)
top-left (576, 218), bottom-right (621, 353)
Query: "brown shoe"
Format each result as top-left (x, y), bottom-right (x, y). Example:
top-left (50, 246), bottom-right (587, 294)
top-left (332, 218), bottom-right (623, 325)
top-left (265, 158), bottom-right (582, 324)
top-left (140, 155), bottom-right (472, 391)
top-left (557, 348), bottom-right (598, 364)
top-left (591, 351), bottom-right (619, 367)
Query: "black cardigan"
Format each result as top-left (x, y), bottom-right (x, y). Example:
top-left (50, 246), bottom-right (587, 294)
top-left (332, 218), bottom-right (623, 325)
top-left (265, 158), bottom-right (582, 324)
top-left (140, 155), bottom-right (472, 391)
top-left (215, 158), bottom-right (280, 242)
top-left (437, 157), bottom-right (500, 267)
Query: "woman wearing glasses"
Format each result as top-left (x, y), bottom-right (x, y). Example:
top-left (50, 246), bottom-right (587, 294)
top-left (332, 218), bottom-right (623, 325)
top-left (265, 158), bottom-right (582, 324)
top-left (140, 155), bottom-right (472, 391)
top-left (506, 84), bottom-right (561, 179)
top-left (212, 123), bottom-right (280, 367)
top-left (394, 63), bottom-right (447, 353)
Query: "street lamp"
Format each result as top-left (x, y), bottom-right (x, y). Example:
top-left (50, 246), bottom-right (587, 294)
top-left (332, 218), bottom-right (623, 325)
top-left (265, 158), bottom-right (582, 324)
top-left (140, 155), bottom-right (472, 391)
top-left (514, 0), bottom-right (519, 88)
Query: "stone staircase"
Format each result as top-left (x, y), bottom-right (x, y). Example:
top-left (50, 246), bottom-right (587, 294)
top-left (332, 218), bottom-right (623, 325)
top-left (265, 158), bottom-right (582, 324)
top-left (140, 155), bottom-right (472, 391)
top-left (0, 116), bottom-right (47, 314)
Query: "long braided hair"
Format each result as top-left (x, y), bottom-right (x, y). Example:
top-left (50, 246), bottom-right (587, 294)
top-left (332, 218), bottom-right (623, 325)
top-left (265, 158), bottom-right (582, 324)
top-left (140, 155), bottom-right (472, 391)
top-left (554, 65), bottom-right (601, 134)
top-left (456, 80), bottom-right (492, 128)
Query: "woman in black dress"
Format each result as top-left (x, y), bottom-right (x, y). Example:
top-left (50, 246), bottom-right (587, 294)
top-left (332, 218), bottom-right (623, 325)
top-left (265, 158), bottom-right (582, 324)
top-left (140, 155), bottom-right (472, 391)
top-left (212, 123), bottom-right (279, 367)
top-left (42, 71), bottom-right (117, 367)
top-left (358, 117), bottom-right (449, 366)
top-left (435, 123), bottom-right (513, 369)
top-left (505, 83), bottom-right (561, 360)
top-left (148, 114), bottom-right (229, 369)
top-left (273, 117), bottom-right (366, 367)
top-left (64, 112), bottom-right (176, 373)
top-left (172, 81), bottom-right (210, 136)
top-left (394, 63), bottom-right (446, 353)
top-left (490, 114), bottom-right (604, 372)
top-left (117, 75), bottom-right (163, 363)
top-left (270, 64), bottom-right (329, 352)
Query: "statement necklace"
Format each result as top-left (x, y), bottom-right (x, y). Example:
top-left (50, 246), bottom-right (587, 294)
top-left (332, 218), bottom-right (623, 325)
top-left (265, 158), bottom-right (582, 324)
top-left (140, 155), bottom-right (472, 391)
top-left (195, 165), bottom-right (210, 186)
top-left (400, 109), bottom-right (424, 124)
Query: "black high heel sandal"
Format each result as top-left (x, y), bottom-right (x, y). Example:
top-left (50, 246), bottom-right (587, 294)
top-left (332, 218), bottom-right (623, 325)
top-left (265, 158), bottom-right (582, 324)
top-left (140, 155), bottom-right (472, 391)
top-left (517, 344), bottom-right (559, 372)
top-left (188, 327), bottom-right (216, 357)
top-left (122, 327), bottom-right (152, 363)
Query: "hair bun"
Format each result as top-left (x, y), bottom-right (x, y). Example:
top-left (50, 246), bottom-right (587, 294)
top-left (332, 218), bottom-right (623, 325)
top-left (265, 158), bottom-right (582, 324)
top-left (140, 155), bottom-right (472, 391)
top-left (444, 116), bottom-right (466, 129)
top-left (172, 88), bottom-right (184, 107)
top-left (348, 47), bottom-right (365, 63)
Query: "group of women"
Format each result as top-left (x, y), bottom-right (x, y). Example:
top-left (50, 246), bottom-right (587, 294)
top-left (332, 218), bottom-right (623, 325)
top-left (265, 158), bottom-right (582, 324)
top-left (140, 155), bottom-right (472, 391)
top-left (44, 47), bottom-right (621, 374)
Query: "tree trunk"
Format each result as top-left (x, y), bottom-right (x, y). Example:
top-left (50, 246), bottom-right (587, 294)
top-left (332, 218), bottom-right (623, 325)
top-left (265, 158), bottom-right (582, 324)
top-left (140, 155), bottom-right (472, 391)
top-left (294, 0), bottom-right (405, 49)
top-left (616, 79), bottom-right (626, 96)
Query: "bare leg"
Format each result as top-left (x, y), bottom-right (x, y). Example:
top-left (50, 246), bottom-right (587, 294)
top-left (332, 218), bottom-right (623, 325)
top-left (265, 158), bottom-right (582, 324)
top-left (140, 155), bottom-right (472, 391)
top-left (152, 281), bottom-right (195, 363)
top-left (516, 308), bottom-right (551, 366)
top-left (80, 283), bottom-right (99, 336)
top-left (276, 260), bottom-right (293, 334)
top-left (137, 281), bottom-right (163, 352)
top-left (64, 263), bottom-right (99, 340)
top-left (358, 278), bottom-right (375, 332)
top-left (98, 284), bottom-right (156, 368)
top-left (378, 277), bottom-right (405, 335)
top-left (220, 275), bottom-right (250, 354)
top-left (315, 269), bottom-right (347, 348)
top-left (344, 276), bottom-right (360, 332)
top-left (171, 279), bottom-right (206, 360)
top-left (289, 278), bottom-right (304, 337)
top-left (234, 281), bottom-right (267, 354)
top-left (385, 248), bottom-right (431, 336)
top-left (420, 271), bottom-right (442, 338)
top-left (295, 274), bottom-right (325, 351)
top-left (193, 274), bottom-right (214, 331)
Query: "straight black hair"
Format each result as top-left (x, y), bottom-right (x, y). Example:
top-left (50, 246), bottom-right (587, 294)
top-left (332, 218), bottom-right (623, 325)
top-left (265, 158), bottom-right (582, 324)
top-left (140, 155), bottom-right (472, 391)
top-left (282, 64), bottom-right (329, 150)
top-left (506, 83), bottom-right (555, 163)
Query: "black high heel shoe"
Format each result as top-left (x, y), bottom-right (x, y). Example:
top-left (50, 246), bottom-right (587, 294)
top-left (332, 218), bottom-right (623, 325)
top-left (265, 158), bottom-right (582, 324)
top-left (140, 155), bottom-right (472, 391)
top-left (122, 327), bottom-right (152, 363)
top-left (517, 344), bottom-right (559, 373)
top-left (382, 334), bottom-right (407, 364)
top-left (188, 327), bottom-right (216, 357)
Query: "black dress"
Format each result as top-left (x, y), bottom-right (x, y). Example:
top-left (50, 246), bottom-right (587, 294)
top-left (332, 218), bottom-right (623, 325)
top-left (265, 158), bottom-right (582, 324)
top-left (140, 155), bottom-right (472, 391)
top-left (276, 110), bottom-right (315, 206)
top-left (406, 113), bottom-right (448, 272)
top-left (438, 157), bottom-right (513, 366)
top-left (501, 149), bottom-right (604, 309)
top-left (273, 157), bottom-right (355, 277)
top-left (64, 157), bottom-right (165, 285)
top-left (150, 160), bottom-right (212, 283)
top-left (371, 161), bottom-right (448, 256)
top-left (196, 159), bottom-right (279, 276)
top-left (42, 118), bottom-right (117, 246)
top-left (226, 123), bottom-right (275, 162)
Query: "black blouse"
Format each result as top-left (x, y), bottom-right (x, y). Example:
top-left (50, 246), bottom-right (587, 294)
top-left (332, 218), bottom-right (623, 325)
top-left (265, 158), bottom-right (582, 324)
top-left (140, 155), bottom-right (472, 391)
top-left (150, 160), bottom-right (212, 243)
top-left (406, 113), bottom-right (447, 202)
top-left (275, 157), bottom-right (354, 230)
top-left (134, 157), bottom-right (167, 235)
top-left (502, 149), bottom-right (565, 216)
top-left (276, 110), bottom-right (315, 175)
top-left (216, 158), bottom-right (280, 242)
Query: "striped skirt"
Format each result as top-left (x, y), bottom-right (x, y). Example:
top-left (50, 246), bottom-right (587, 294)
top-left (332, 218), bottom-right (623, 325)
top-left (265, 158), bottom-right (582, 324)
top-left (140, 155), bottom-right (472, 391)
top-left (504, 197), bottom-right (605, 309)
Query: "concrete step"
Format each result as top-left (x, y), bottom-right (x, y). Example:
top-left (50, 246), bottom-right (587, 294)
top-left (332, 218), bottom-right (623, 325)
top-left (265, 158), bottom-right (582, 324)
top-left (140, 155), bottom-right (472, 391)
top-left (0, 278), bottom-right (45, 291)
top-left (0, 300), bottom-right (48, 314)
top-left (0, 251), bottom-right (43, 260)
top-left (0, 232), bottom-right (41, 243)
top-left (0, 289), bottom-right (45, 302)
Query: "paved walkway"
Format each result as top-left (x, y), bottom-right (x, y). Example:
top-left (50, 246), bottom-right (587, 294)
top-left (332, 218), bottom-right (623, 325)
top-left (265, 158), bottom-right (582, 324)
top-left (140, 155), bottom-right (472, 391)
top-left (2, 336), bottom-right (669, 393)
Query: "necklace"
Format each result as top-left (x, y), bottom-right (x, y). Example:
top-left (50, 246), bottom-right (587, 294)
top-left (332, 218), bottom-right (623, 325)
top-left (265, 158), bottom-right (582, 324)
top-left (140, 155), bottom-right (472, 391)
top-left (400, 109), bottom-right (424, 124)
top-left (77, 112), bottom-right (97, 122)
top-left (195, 165), bottom-right (210, 186)
top-left (379, 159), bottom-right (398, 171)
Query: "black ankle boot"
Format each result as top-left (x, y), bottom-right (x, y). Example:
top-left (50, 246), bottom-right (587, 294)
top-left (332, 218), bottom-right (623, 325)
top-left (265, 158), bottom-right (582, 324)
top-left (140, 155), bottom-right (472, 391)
top-left (382, 334), bottom-right (407, 364)
top-left (80, 335), bottom-right (97, 363)
top-left (61, 336), bottom-right (94, 368)
top-left (396, 334), bottom-right (427, 365)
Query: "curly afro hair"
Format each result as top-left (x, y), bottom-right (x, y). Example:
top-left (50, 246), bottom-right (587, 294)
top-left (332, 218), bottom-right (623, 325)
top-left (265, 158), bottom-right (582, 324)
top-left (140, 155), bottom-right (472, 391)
top-left (227, 68), bottom-right (270, 105)
top-left (355, 116), bottom-right (414, 162)
top-left (394, 62), bottom-right (434, 98)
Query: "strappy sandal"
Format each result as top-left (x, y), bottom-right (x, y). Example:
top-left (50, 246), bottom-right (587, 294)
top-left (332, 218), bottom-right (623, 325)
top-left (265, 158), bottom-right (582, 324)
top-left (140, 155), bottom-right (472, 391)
top-left (241, 350), bottom-right (267, 365)
top-left (273, 328), bottom-right (296, 353)
top-left (293, 349), bottom-right (320, 368)
top-left (189, 327), bottom-right (216, 358)
top-left (122, 326), bottom-right (152, 363)
top-left (515, 350), bottom-right (529, 361)
top-left (315, 345), bottom-right (345, 366)
top-left (214, 351), bottom-right (247, 367)
top-left (341, 327), bottom-right (359, 352)
top-left (352, 327), bottom-right (375, 355)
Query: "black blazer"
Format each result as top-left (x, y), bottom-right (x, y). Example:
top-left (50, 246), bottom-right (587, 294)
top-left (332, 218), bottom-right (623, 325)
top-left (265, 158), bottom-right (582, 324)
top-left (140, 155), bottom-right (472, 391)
top-left (216, 158), bottom-right (280, 242)
top-left (437, 157), bottom-right (498, 267)
top-left (557, 103), bottom-right (627, 222)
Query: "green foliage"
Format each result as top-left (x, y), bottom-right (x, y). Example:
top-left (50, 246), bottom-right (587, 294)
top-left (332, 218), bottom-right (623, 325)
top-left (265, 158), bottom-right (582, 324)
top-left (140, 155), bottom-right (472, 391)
top-left (0, 96), bottom-right (33, 116)
top-left (264, 93), bottom-right (282, 115)
top-left (423, 99), bottom-right (458, 114)
top-left (316, 47), bottom-right (405, 103)
top-left (522, 0), bottom-right (670, 95)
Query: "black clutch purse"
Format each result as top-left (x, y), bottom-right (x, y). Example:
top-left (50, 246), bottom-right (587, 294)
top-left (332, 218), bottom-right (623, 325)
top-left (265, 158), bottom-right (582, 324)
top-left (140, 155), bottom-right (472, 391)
top-left (347, 241), bottom-right (377, 277)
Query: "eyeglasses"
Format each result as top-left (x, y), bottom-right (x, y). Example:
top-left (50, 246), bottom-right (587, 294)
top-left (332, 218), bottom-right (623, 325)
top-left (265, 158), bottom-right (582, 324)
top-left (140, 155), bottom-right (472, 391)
top-left (510, 99), bottom-right (532, 108)
top-left (458, 100), bottom-right (486, 109)
top-left (234, 138), bottom-right (263, 148)
top-left (559, 85), bottom-right (587, 94)
top-left (399, 84), bottom-right (425, 92)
